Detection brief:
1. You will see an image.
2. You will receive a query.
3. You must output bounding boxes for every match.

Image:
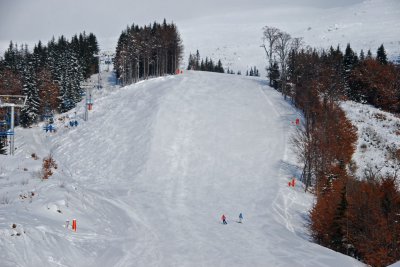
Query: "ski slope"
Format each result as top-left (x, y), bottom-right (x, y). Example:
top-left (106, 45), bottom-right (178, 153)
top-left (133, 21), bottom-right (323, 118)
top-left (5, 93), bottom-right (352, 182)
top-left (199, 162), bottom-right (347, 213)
top-left (0, 71), bottom-right (364, 266)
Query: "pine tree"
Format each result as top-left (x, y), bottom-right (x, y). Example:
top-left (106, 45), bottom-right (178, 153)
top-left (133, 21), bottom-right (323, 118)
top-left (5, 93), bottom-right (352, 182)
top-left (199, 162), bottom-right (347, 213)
top-left (87, 33), bottom-right (99, 75)
top-left (66, 48), bottom-right (84, 105)
top-left (187, 53), bottom-right (193, 70)
top-left (20, 57), bottom-right (40, 127)
top-left (343, 44), bottom-right (358, 71)
top-left (48, 37), bottom-right (84, 113)
top-left (366, 49), bottom-right (372, 59)
top-left (32, 41), bottom-right (47, 70)
top-left (270, 61), bottom-right (280, 89)
top-left (216, 59), bottom-right (224, 73)
top-left (4, 41), bottom-right (25, 73)
top-left (195, 50), bottom-right (200, 70)
top-left (343, 44), bottom-right (359, 100)
top-left (1, 32), bottom-right (98, 127)
top-left (200, 59), bottom-right (205, 71)
top-left (359, 49), bottom-right (365, 61)
top-left (209, 59), bottom-right (215, 72)
top-left (3, 41), bottom-right (16, 70)
top-left (330, 184), bottom-right (348, 253)
top-left (114, 20), bottom-right (183, 83)
top-left (377, 44), bottom-right (388, 65)
top-left (185, 50), bottom-right (224, 74)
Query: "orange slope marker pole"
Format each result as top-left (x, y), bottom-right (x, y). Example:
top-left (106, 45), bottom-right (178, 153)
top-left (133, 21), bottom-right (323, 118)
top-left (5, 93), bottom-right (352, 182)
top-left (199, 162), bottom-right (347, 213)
top-left (72, 219), bottom-right (77, 232)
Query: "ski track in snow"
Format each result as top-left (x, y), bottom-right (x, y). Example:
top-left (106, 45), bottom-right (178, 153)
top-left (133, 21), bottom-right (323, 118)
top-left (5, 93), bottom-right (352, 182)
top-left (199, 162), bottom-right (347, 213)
top-left (0, 71), bottom-right (365, 266)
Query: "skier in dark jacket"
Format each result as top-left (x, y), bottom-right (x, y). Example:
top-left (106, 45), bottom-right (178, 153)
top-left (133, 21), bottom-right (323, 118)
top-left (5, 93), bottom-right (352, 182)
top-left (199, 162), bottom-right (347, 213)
top-left (221, 214), bottom-right (227, 224)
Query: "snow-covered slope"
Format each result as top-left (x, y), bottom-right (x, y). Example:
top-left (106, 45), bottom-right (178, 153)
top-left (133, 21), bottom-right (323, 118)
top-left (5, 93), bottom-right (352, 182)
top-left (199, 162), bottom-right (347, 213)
top-left (179, 0), bottom-right (400, 75)
top-left (341, 101), bottom-right (400, 179)
top-left (0, 71), bottom-right (364, 266)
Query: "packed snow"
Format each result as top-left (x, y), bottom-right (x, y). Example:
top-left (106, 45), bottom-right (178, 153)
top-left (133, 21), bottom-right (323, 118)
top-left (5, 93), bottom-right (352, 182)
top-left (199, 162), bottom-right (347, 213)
top-left (0, 71), bottom-right (365, 266)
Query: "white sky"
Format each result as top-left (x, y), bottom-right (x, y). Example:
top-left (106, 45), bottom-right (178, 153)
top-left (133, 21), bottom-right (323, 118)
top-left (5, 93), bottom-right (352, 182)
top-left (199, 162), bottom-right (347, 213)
top-left (0, 0), bottom-right (364, 54)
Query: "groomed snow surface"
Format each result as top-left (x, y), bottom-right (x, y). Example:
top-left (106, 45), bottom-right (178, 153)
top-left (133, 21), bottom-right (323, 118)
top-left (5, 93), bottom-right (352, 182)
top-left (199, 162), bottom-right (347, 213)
top-left (0, 71), bottom-right (364, 266)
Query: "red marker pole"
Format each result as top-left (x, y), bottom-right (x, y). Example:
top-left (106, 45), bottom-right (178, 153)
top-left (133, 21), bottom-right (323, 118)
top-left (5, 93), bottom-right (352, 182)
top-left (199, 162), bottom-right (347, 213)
top-left (72, 219), bottom-right (77, 232)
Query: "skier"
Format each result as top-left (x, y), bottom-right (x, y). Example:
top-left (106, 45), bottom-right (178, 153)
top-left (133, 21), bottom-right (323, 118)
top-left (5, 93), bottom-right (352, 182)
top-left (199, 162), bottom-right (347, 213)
top-left (239, 213), bottom-right (243, 223)
top-left (221, 214), bottom-right (227, 225)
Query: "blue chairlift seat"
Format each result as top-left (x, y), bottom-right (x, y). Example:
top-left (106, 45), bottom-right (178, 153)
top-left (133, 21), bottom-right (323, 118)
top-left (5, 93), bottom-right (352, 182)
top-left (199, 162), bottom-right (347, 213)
top-left (43, 124), bottom-right (56, 133)
top-left (69, 120), bottom-right (78, 127)
top-left (0, 131), bottom-right (14, 136)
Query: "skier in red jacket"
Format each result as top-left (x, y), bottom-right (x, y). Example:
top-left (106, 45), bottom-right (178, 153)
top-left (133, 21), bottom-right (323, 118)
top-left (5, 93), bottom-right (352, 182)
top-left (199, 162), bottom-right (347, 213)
top-left (221, 214), bottom-right (227, 224)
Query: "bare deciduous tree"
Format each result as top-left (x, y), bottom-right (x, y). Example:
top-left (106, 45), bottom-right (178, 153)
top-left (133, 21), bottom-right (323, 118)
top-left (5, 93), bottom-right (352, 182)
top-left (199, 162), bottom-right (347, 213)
top-left (275, 31), bottom-right (292, 99)
top-left (261, 26), bottom-right (280, 86)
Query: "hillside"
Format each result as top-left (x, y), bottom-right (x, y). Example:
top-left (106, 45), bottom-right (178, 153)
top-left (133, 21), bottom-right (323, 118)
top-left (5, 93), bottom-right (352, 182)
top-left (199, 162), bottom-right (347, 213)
top-left (0, 71), bottom-right (364, 266)
top-left (180, 0), bottom-right (400, 75)
top-left (341, 101), bottom-right (400, 179)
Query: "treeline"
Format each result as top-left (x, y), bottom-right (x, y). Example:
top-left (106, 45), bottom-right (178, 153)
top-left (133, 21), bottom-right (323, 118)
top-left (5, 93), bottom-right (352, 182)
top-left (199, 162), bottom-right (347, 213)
top-left (114, 19), bottom-right (183, 86)
top-left (0, 33), bottom-right (99, 153)
top-left (289, 43), bottom-right (400, 114)
top-left (187, 50), bottom-right (224, 73)
top-left (262, 26), bottom-right (400, 114)
top-left (310, 172), bottom-right (400, 267)
top-left (246, 66), bottom-right (260, 77)
top-left (291, 46), bottom-right (400, 267)
top-left (262, 26), bottom-right (400, 266)
top-left (0, 33), bottom-right (99, 122)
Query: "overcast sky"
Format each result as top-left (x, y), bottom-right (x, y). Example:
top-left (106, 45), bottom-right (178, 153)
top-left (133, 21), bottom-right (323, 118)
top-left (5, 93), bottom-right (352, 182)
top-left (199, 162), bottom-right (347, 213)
top-left (0, 0), bottom-right (364, 53)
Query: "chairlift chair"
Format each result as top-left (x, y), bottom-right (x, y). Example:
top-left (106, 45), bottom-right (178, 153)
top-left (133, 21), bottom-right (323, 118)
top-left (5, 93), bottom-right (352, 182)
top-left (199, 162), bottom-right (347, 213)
top-left (0, 130), bottom-right (14, 136)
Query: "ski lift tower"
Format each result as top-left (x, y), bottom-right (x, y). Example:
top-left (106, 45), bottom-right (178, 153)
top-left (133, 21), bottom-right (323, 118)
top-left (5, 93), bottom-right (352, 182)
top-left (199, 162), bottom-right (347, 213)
top-left (103, 51), bottom-right (115, 72)
top-left (0, 95), bottom-right (27, 155)
top-left (80, 81), bottom-right (95, 121)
